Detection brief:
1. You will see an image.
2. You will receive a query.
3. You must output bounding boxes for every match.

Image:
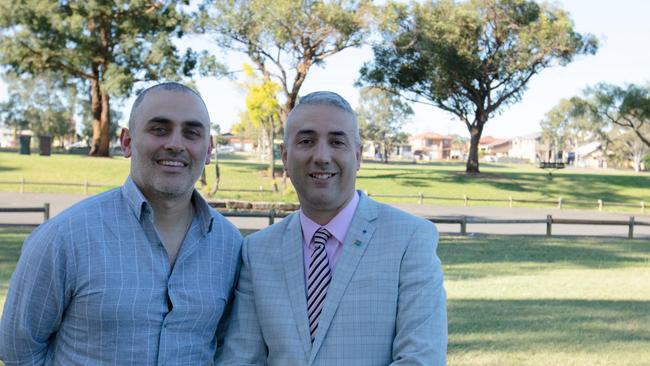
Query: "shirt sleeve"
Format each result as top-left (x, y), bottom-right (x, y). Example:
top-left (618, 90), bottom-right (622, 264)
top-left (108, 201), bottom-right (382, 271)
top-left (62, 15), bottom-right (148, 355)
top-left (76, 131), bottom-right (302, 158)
top-left (0, 221), bottom-right (75, 365)
top-left (390, 219), bottom-right (448, 365)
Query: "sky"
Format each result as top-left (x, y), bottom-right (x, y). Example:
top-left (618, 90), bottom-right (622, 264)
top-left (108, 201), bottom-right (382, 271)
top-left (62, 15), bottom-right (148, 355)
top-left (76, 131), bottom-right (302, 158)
top-left (1, 0), bottom-right (649, 140)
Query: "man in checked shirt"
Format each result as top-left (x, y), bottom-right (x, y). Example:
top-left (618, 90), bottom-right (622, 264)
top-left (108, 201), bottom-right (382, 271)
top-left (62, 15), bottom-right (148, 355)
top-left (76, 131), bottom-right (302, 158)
top-left (0, 82), bottom-right (242, 365)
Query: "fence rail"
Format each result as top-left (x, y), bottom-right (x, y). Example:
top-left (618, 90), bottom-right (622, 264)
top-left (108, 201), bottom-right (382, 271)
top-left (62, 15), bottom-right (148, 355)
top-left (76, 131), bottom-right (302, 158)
top-left (367, 193), bottom-right (647, 213)
top-left (1, 179), bottom-right (646, 213)
top-left (2, 205), bottom-right (649, 239)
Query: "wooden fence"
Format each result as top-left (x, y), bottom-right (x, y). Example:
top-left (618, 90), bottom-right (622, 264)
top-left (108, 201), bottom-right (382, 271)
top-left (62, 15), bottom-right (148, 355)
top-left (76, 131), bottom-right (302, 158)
top-left (367, 193), bottom-right (647, 213)
top-left (0, 178), bottom-right (646, 213)
top-left (2, 205), bottom-right (649, 239)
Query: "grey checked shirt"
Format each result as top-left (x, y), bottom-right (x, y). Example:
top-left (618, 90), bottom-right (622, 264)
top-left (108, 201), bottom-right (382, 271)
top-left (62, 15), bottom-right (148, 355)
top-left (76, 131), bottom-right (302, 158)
top-left (0, 177), bottom-right (242, 365)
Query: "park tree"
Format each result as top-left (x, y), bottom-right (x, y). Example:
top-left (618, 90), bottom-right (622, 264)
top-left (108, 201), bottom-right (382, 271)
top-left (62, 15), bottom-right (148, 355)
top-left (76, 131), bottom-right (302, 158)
top-left (358, 0), bottom-right (598, 173)
top-left (356, 87), bottom-right (413, 163)
top-left (0, 0), bottom-right (210, 156)
top-left (607, 126), bottom-right (649, 172)
top-left (540, 97), bottom-right (604, 165)
top-left (0, 72), bottom-right (76, 147)
top-left (201, 0), bottom-right (372, 121)
top-left (582, 83), bottom-right (650, 149)
top-left (239, 64), bottom-right (282, 191)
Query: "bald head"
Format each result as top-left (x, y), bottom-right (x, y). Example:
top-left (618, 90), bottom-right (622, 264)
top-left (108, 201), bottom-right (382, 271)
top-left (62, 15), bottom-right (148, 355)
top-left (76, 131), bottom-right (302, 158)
top-left (128, 82), bottom-right (207, 133)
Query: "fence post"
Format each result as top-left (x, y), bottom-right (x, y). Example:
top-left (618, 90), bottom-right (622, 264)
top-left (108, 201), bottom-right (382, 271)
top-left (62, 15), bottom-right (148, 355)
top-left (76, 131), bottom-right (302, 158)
top-left (268, 209), bottom-right (276, 226)
top-left (508, 195), bottom-right (513, 208)
top-left (628, 216), bottom-right (634, 239)
top-left (463, 195), bottom-right (468, 207)
top-left (44, 203), bottom-right (50, 220)
top-left (557, 197), bottom-right (562, 209)
top-left (418, 192), bottom-right (424, 205)
top-left (84, 180), bottom-right (89, 195)
top-left (642, 201), bottom-right (645, 214)
top-left (598, 199), bottom-right (603, 211)
top-left (546, 215), bottom-right (552, 237)
top-left (460, 216), bottom-right (467, 235)
top-left (20, 176), bottom-right (25, 193)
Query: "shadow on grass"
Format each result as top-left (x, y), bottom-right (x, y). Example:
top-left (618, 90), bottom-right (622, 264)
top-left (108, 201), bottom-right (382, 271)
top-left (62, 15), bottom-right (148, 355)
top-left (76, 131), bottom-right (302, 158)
top-left (439, 236), bottom-right (650, 279)
top-left (449, 299), bottom-right (650, 352)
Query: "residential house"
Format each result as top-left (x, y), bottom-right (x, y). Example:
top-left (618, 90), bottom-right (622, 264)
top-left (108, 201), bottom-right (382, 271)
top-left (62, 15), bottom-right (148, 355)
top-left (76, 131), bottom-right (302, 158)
top-left (479, 136), bottom-right (512, 157)
top-left (409, 132), bottom-right (452, 160)
top-left (509, 132), bottom-right (545, 163)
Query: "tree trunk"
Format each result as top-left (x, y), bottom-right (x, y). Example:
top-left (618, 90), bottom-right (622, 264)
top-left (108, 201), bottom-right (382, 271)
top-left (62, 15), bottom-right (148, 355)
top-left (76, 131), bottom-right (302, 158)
top-left (267, 127), bottom-right (278, 192)
top-left (466, 126), bottom-right (482, 173)
top-left (89, 68), bottom-right (110, 157)
top-left (209, 136), bottom-right (221, 197)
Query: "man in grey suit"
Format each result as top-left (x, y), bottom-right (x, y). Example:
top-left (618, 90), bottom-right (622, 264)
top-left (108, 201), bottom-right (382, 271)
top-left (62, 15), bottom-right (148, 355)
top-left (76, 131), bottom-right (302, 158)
top-left (218, 91), bottom-right (447, 365)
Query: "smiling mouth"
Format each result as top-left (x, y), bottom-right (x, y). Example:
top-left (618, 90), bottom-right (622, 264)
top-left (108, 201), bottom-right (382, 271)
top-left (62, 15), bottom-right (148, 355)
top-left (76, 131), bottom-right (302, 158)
top-left (157, 159), bottom-right (188, 167)
top-left (310, 172), bottom-right (336, 180)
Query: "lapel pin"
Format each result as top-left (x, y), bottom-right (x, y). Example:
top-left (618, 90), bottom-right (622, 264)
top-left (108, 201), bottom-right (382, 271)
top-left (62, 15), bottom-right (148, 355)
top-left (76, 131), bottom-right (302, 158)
top-left (354, 239), bottom-right (362, 246)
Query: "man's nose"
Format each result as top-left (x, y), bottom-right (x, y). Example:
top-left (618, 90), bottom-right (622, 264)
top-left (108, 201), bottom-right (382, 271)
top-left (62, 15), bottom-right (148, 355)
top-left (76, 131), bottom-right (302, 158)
top-left (313, 141), bottom-right (331, 165)
top-left (163, 130), bottom-right (185, 152)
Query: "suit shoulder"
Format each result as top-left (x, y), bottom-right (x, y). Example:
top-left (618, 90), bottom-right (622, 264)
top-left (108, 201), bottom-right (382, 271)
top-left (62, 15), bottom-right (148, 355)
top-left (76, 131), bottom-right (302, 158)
top-left (244, 211), bottom-right (297, 243)
top-left (372, 199), bottom-right (435, 230)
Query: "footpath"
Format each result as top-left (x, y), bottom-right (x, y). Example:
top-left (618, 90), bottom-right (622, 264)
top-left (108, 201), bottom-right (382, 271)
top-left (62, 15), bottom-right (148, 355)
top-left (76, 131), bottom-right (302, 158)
top-left (1, 192), bottom-right (649, 239)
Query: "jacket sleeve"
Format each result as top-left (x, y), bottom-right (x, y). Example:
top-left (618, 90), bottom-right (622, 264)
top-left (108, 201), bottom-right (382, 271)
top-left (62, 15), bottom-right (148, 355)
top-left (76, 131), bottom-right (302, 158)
top-left (215, 236), bottom-right (268, 365)
top-left (390, 219), bottom-right (448, 365)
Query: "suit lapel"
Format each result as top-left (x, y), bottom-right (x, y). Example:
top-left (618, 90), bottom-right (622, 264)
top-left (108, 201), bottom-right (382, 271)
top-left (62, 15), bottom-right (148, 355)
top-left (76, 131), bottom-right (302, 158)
top-left (282, 213), bottom-right (312, 361)
top-left (309, 193), bottom-right (378, 363)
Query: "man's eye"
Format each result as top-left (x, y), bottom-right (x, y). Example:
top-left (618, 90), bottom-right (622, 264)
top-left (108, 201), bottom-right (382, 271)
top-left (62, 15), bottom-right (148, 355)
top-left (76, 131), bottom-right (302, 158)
top-left (297, 139), bottom-right (313, 145)
top-left (184, 130), bottom-right (201, 139)
top-left (151, 127), bottom-right (167, 135)
top-left (331, 140), bottom-right (345, 146)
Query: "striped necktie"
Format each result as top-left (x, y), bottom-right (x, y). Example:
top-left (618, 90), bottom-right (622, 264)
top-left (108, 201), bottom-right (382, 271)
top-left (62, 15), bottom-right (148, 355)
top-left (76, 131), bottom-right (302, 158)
top-left (307, 227), bottom-right (332, 342)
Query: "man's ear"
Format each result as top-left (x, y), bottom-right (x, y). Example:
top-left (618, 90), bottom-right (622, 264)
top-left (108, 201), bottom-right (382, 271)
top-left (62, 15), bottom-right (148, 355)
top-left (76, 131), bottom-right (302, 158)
top-left (205, 136), bottom-right (214, 165)
top-left (280, 143), bottom-right (288, 172)
top-left (120, 128), bottom-right (133, 158)
top-left (356, 144), bottom-right (362, 171)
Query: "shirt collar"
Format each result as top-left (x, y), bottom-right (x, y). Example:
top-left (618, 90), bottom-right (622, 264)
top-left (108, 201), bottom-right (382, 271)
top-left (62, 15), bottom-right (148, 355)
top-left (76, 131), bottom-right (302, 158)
top-left (121, 176), bottom-right (214, 235)
top-left (299, 190), bottom-right (360, 246)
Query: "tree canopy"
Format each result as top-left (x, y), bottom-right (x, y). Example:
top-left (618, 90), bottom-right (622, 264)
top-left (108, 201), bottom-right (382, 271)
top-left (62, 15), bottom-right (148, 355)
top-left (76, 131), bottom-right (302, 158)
top-left (356, 87), bottom-right (412, 163)
top-left (0, 0), bottom-right (211, 156)
top-left (202, 0), bottom-right (372, 121)
top-left (358, 0), bottom-right (598, 173)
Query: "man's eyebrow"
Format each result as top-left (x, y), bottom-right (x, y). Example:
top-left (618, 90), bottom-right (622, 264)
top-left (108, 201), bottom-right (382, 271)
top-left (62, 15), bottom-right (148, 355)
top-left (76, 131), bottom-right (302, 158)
top-left (146, 117), bottom-right (206, 129)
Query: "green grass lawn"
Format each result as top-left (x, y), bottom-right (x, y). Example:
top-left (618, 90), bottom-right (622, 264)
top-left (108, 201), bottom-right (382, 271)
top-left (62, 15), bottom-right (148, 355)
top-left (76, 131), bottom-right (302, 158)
top-left (1, 152), bottom-right (649, 212)
top-left (1, 227), bottom-right (648, 365)
top-left (441, 235), bottom-right (650, 366)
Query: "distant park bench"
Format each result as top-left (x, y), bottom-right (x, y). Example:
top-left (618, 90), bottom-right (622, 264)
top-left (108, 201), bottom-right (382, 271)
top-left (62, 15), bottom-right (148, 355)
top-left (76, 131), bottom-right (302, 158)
top-left (539, 161), bottom-right (565, 176)
top-left (539, 162), bottom-right (565, 169)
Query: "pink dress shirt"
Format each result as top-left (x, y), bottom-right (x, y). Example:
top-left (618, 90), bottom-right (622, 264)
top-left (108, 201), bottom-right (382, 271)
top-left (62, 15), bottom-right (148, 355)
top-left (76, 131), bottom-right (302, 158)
top-left (299, 191), bottom-right (360, 292)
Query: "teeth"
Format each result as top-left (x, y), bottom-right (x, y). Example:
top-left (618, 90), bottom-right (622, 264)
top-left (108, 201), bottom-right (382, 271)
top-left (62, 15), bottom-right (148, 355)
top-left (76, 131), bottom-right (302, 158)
top-left (159, 160), bottom-right (184, 167)
top-left (311, 173), bottom-right (333, 179)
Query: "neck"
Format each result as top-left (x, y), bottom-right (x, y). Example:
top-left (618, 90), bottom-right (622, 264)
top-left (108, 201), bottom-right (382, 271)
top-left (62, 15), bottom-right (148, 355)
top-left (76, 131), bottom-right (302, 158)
top-left (302, 191), bottom-right (355, 226)
top-left (149, 194), bottom-right (193, 224)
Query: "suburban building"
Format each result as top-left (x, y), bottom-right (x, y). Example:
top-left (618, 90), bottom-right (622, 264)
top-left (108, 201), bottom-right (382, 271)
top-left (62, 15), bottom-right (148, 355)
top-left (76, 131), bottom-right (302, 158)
top-left (409, 132), bottom-right (452, 160)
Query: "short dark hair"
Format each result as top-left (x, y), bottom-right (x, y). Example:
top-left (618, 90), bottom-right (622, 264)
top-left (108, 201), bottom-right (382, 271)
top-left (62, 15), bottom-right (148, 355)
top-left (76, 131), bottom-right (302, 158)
top-left (284, 91), bottom-right (360, 145)
top-left (128, 82), bottom-right (206, 131)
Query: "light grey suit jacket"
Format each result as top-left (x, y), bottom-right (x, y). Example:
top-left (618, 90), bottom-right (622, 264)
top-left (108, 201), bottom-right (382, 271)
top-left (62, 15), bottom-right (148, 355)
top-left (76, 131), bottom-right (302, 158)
top-left (217, 192), bottom-right (447, 365)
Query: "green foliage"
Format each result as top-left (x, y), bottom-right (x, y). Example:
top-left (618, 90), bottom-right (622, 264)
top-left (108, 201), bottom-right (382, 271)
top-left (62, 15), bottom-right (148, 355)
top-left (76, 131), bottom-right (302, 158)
top-left (359, 0), bottom-right (598, 173)
top-left (356, 87), bottom-right (413, 162)
top-left (203, 0), bottom-right (372, 118)
top-left (584, 83), bottom-right (650, 148)
top-left (240, 64), bottom-right (282, 181)
top-left (0, 0), bottom-right (212, 156)
top-left (0, 72), bottom-right (76, 145)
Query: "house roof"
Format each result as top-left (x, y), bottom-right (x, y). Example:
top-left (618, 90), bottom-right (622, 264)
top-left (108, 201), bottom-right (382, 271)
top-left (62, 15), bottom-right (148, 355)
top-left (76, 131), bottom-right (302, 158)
top-left (479, 136), bottom-right (510, 147)
top-left (409, 132), bottom-right (453, 141)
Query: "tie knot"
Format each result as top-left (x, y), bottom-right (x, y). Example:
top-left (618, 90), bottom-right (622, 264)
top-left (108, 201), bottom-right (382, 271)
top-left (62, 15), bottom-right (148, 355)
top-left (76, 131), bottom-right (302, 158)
top-left (312, 227), bottom-right (331, 247)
